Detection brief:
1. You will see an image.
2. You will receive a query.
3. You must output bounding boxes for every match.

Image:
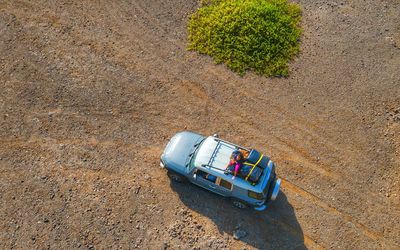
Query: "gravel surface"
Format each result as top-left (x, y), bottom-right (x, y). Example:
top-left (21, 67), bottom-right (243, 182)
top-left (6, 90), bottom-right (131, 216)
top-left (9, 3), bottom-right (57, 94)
top-left (1, 0), bottom-right (399, 249)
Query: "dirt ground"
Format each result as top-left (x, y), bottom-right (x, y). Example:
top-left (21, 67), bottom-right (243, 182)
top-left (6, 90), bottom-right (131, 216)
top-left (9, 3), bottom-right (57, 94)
top-left (0, 0), bottom-right (399, 249)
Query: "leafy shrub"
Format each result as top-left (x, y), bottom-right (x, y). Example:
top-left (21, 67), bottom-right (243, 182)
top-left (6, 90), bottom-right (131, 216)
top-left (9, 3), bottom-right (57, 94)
top-left (188, 0), bottom-right (302, 76)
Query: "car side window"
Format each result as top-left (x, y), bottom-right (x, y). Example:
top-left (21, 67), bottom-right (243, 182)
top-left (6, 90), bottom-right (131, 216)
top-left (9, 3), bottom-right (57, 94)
top-left (219, 179), bottom-right (232, 190)
top-left (197, 170), bottom-right (217, 184)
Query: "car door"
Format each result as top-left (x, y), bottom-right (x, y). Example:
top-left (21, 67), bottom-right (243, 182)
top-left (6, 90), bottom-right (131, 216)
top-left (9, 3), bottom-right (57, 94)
top-left (192, 169), bottom-right (232, 197)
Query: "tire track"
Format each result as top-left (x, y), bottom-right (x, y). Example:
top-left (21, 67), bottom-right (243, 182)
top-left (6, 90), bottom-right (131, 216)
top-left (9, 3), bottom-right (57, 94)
top-left (185, 70), bottom-right (399, 214)
top-left (271, 137), bottom-right (340, 180)
top-left (176, 80), bottom-right (343, 181)
top-left (261, 211), bottom-right (325, 250)
top-left (281, 179), bottom-right (398, 249)
top-left (171, 83), bottom-right (399, 248)
top-left (204, 66), bottom-right (365, 167)
top-left (130, 1), bottom-right (169, 37)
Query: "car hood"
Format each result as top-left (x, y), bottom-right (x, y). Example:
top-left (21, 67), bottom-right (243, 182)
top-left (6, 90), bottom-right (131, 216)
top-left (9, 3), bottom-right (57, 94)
top-left (162, 131), bottom-right (204, 173)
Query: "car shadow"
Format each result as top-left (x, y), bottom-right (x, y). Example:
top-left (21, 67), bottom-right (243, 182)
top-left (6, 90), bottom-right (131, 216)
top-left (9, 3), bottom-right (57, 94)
top-left (170, 180), bottom-right (306, 249)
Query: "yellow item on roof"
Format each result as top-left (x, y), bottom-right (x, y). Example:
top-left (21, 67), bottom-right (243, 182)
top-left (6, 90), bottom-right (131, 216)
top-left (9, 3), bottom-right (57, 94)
top-left (244, 154), bottom-right (263, 181)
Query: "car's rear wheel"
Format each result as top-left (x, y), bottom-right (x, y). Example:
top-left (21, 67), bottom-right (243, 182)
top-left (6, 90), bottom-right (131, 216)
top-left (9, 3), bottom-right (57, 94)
top-left (167, 172), bottom-right (185, 183)
top-left (232, 200), bottom-right (247, 209)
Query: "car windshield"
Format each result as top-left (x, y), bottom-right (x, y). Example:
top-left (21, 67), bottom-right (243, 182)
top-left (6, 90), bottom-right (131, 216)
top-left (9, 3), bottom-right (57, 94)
top-left (186, 138), bottom-right (205, 168)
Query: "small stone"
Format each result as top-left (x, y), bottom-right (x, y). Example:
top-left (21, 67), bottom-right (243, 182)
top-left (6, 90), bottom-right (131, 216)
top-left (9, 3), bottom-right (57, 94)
top-left (233, 229), bottom-right (247, 240)
top-left (162, 242), bottom-right (168, 249)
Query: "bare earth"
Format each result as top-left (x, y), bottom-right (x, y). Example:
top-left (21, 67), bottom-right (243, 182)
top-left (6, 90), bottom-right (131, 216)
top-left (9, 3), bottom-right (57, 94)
top-left (1, 0), bottom-right (399, 249)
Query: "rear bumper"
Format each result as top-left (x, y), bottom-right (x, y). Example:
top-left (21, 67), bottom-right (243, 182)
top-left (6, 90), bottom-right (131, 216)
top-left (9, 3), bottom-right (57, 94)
top-left (254, 203), bottom-right (267, 211)
top-left (253, 198), bottom-right (267, 211)
top-left (254, 178), bottom-right (281, 210)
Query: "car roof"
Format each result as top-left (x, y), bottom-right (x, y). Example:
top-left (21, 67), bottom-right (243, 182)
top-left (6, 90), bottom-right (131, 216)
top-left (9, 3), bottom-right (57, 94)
top-left (193, 136), bottom-right (269, 193)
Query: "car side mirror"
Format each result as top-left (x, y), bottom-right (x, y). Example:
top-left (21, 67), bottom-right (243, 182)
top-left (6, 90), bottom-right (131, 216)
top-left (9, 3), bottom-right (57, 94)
top-left (213, 133), bottom-right (219, 138)
top-left (193, 173), bottom-right (197, 179)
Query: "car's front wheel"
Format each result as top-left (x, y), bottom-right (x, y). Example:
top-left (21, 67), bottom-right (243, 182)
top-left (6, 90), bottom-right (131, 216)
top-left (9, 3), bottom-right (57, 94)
top-left (167, 172), bottom-right (185, 183)
top-left (232, 200), bottom-right (247, 209)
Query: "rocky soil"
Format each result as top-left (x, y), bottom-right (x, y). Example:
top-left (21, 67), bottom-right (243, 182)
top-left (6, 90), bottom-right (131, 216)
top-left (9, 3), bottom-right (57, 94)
top-left (0, 0), bottom-right (399, 249)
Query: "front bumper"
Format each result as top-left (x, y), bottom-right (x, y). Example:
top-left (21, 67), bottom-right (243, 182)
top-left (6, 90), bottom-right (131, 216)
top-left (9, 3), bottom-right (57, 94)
top-left (160, 158), bottom-right (165, 168)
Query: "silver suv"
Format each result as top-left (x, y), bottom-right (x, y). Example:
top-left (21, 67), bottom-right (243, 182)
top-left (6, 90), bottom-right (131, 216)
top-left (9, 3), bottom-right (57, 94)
top-left (160, 131), bottom-right (281, 211)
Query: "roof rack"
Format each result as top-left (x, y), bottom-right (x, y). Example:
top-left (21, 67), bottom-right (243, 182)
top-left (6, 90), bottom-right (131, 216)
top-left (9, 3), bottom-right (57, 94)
top-left (201, 164), bottom-right (226, 172)
top-left (203, 137), bottom-right (251, 173)
top-left (213, 137), bottom-right (250, 151)
top-left (206, 139), bottom-right (223, 168)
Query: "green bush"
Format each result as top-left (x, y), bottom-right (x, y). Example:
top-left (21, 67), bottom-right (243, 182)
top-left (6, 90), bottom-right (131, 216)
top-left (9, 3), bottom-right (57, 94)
top-left (188, 0), bottom-right (302, 76)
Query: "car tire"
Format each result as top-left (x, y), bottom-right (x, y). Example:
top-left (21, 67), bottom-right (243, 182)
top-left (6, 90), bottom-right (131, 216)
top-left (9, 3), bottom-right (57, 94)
top-left (167, 172), bottom-right (185, 183)
top-left (232, 200), bottom-right (247, 209)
